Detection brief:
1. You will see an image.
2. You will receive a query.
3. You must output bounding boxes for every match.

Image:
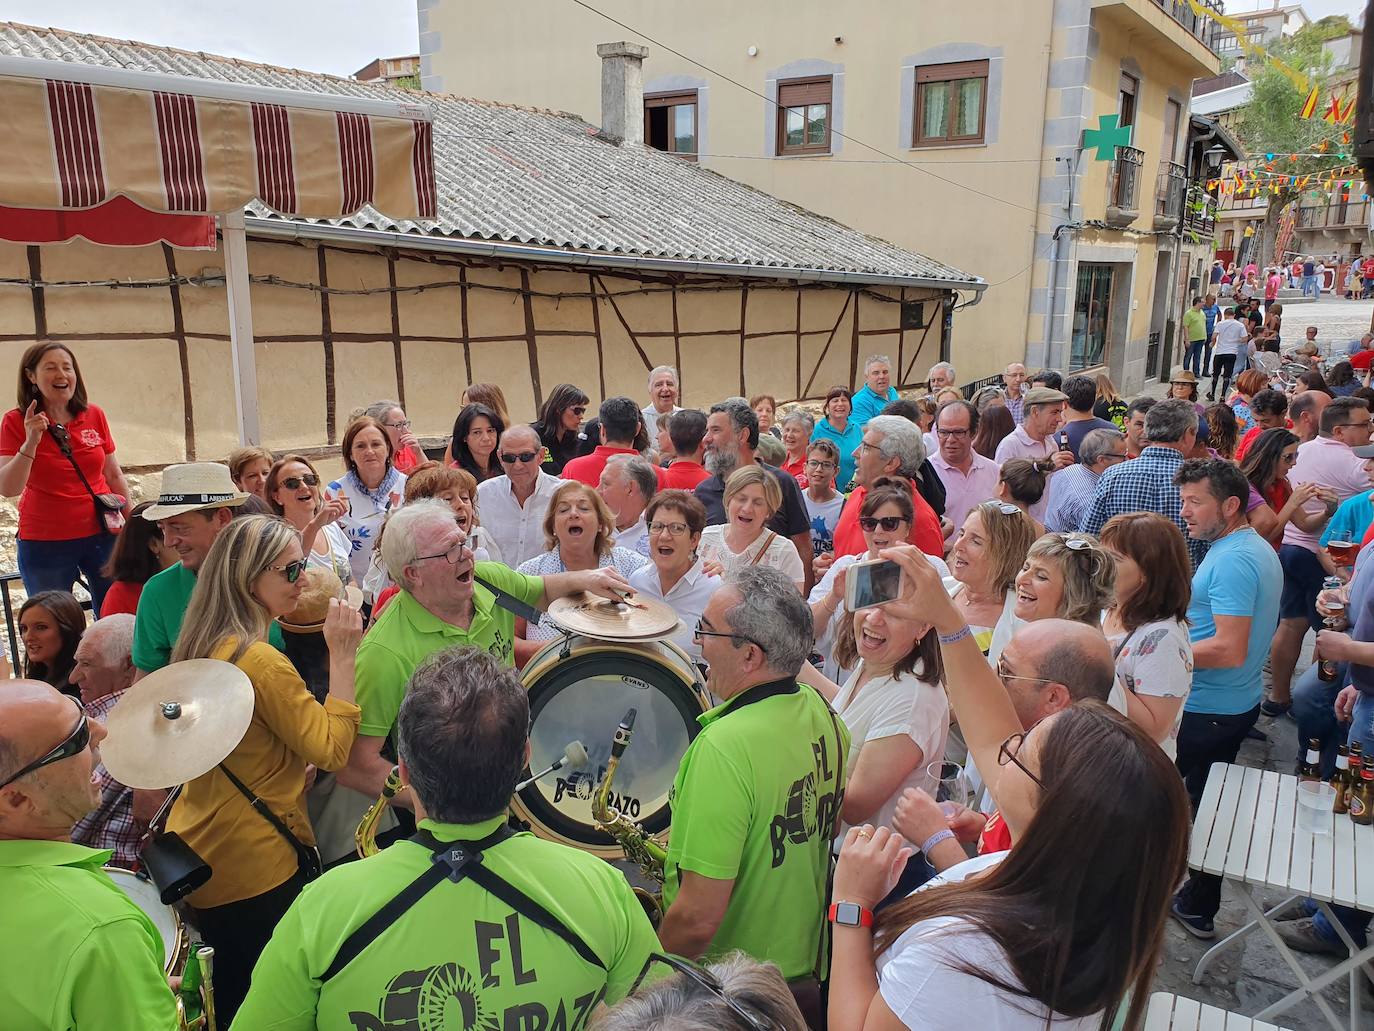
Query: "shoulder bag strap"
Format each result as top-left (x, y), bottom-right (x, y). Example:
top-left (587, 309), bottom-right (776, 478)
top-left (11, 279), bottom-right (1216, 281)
top-left (217, 762), bottom-right (316, 862)
top-left (46, 425), bottom-right (105, 504)
top-left (321, 825), bottom-right (605, 983)
top-left (749, 531), bottom-right (778, 566)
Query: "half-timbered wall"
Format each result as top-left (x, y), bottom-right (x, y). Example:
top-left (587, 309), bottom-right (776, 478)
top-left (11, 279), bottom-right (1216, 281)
top-left (0, 235), bottom-right (947, 471)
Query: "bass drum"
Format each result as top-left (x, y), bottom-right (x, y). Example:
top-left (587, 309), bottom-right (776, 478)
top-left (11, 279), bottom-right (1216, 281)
top-left (104, 866), bottom-right (183, 973)
top-left (512, 634), bottom-right (708, 858)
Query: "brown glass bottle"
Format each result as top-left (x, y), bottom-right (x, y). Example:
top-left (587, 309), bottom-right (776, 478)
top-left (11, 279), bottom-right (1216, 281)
top-left (1300, 738), bottom-right (1322, 781)
top-left (1332, 745), bottom-right (1352, 814)
top-left (1351, 768), bottom-right (1374, 826)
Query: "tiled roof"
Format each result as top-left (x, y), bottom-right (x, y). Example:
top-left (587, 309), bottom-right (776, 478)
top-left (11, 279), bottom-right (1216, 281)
top-left (0, 22), bottom-right (983, 289)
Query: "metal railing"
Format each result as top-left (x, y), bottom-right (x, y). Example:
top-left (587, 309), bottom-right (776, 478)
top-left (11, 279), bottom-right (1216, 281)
top-left (1297, 200), bottom-right (1371, 230)
top-left (1108, 146), bottom-right (1145, 214)
top-left (1151, 0), bottom-right (1224, 50)
top-left (1183, 183), bottom-right (1217, 236)
top-left (0, 571), bottom-right (95, 667)
top-left (1155, 161), bottom-right (1187, 221)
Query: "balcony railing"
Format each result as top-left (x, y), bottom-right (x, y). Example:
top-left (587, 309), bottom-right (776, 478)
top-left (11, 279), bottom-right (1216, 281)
top-left (1151, 0), bottom-right (1224, 51)
top-left (1183, 183), bottom-right (1217, 237)
top-left (1297, 200), bottom-right (1371, 230)
top-left (1154, 160), bottom-right (1187, 227)
top-left (1106, 146), bottom-right (1144, 226)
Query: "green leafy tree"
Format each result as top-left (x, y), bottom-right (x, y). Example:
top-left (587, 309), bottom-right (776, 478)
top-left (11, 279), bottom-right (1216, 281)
top-left (1232, 24), bottom-right (1350, 265)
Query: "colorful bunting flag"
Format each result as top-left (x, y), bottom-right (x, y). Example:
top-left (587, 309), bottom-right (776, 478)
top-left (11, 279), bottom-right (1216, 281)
top-left (1301, 84), bottom-right (1320, 119)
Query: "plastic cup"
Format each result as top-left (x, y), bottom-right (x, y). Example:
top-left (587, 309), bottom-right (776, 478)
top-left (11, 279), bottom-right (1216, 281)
top-left (1297, 780), bottom-right (1336, 836)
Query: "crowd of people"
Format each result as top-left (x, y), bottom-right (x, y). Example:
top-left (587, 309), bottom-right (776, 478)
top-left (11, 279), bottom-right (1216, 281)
top-left (3, 331), bottom-right (1374, 1030)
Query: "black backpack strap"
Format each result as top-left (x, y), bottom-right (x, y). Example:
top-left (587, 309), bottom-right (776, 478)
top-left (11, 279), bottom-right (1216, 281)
top-left (474, 572), bottom-right (542, 626)
top-left (321, 825), bottom-right (605, 983)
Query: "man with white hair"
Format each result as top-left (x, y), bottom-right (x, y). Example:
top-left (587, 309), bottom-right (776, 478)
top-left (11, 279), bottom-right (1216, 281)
top-left (599, 454), bottom-right (657, 556)
top-left (830, 415), bottom-right (944, 558)
top-left (927, 361), bottom-right (957, 392)
top-left (850, 354), bottom-right (899, 429)
top-left (642, 365), bottom-right (682, 438)
top-left (68, 614), bottom-right (141, 869)
top-left (339, 500), bottom-right (632, 803)
top-left (476, 424), bottom-right (563, 568)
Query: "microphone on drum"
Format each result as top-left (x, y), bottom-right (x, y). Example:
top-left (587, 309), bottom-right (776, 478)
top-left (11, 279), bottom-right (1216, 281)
top-left (611, 708), bottom-right (638, 761)
top-left (517, 740), bottom-right (589, 790)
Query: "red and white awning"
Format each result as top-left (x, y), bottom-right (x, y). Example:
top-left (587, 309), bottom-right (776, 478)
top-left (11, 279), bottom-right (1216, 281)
top-left (0, 57), bottom-right (437, 220)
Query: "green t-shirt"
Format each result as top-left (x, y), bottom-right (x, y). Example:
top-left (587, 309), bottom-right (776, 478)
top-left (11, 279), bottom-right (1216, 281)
top-left (663, 679), bottom-right (850, 979)
top-left (354, 561), bottom-right (543, 738)
top-left (0, 839), bottom-right (178, 1030)
top-left (1183, 306), bottom-right (1207, 343)
top-left (231, 816), bottom-right (658, 1031)
top-left (131, 561), bottom-right (284, 673)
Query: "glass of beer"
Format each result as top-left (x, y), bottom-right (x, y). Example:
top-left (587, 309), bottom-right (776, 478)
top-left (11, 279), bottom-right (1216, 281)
top-left (1328, 539), bottom-right (1359, 567)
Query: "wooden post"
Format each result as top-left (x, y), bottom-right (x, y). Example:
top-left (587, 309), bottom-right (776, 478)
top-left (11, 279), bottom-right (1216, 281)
top-left (221, 209), bottom-right (261, 445)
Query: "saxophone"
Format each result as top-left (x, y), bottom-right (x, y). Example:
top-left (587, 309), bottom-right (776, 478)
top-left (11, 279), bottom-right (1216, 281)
top-left (590, 708), bottom-right (668, 924)
top-left (355, 766), bottom-right (404, 858)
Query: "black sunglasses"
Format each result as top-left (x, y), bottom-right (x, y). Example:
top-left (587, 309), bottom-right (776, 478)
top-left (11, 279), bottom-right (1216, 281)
top-left (0, 699), bottom-right (90, 791)
top-left (500, 451), bottom-right (539, 464)
top-left (571, 406), bottom-right (588, 416)
top-left (630, 953), bottom-right (775, 1031)
top-left (281, 474), bottom-right (320, 489)
top-left (858, 515), bottom-right (909, 532)
top-left (267, 558), bottom-right (309, 583)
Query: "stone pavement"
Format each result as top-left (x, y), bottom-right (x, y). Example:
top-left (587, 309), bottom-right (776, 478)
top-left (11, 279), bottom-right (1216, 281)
top-left (1301, 295), bottom-right (1374, 359)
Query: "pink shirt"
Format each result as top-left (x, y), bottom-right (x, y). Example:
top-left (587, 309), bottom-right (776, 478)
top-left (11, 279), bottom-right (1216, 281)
top-left (929, 450), bottom-right (1002, 535)
top-left (993, 424), bottom-right (1057, 521)
top-left (1283, 436), bottom-right (1374, 553)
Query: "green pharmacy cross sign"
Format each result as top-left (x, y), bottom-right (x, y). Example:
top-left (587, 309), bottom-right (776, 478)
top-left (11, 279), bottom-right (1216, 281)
top-left (1082, 114), bottom-right (1130, 161)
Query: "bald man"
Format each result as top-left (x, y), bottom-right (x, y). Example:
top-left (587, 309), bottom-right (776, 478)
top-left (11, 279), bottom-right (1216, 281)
top-left (0, 681), bottom-right (177, 1030)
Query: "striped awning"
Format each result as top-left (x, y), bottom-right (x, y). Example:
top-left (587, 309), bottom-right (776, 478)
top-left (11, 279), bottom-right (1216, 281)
top-left (0, 57), bottom-right (436, 220)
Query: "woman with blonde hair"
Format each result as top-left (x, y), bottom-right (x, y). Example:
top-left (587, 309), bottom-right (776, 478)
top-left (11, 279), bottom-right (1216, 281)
top-left (1013, 531), bottom-right (1117, 627)
top-left (1092, 374), bottom-right (1127, 427)
top-left (699, 465), bottom-right (805, 589)
top-left (593, 951), bottom-right (806, 1031)
top-left (166, 515), bottom-right (362, 1021)
top-left (514, 481), bottom-right (647, 653)
top-left (227, 445), bottom-right (274, 501)
top-left (947, 500), bottom-right (1039, 660)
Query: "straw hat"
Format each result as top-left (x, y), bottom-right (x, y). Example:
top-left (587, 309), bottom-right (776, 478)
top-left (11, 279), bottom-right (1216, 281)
top-left (278, 566), bottom-right (363, 633)
top-left (142, 463), bottom-right (249, 521)
top-left (1170, 369), bottom-right (1198, 385)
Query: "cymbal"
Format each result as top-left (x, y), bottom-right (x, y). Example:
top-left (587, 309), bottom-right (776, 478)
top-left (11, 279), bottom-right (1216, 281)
top-left (101, 659), bottom-right (255, 789)
top-left (546, 590), bottom-right (681, 641)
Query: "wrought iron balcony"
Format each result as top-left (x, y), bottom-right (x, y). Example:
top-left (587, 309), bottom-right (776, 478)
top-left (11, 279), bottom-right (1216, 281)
top-left (1106, 146), bottom-right (1145, 227)
top-left (1154, 160), bottom-right (1187, 228)
top-left (1150, 0), bottom-right (1224, 52)
top-left (1182, 183), bottom-right (1217, 238)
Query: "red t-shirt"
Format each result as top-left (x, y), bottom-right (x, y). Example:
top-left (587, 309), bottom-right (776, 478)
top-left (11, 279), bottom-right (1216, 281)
top-left (662, 459), bottom-right (710, 490)
top-left (830, 481), bottom-right (943, 559)
top-left (392, 446), bottom-right (423, 474)
top-left (1351, 349), bottom-right (1374, 371)
top-left (0, 404), bottom-right (116, 540)
top-left (978, 809), bottom-right (1012, 855)
top-left (372, 584), bottom-right (401, 618)
top-left (560, 445), bottom-right (668, 489)
top-left (780, 455), bottom-right (809, 488)
top-left (100, 579), bottom-right (143, 617)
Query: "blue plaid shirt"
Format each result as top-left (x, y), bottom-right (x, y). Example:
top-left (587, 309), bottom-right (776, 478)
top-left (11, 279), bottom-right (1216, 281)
top-left (1081, 446), bottom-right (1209, 568)
top-left (1006, 393), bottom-right (1025, 425)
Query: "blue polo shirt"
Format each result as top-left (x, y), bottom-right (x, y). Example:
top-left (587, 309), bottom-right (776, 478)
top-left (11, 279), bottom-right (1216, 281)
top-left (850, 385), bottom-right (899, 429)
top-left (1186, 527), bottom-right (1282, 715)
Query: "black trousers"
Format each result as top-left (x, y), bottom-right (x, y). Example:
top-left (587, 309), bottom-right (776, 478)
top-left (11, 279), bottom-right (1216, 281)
top-left (1209, 354), bottom-right (1237, 399)
top-left (1174, 705), bottom-right (1260, 919)
top-left (188, 868), bottom-right (310, 1024)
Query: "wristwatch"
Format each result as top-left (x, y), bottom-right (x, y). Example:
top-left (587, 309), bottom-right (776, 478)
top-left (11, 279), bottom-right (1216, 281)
top-left (828, 901), bottom-right (874, 927)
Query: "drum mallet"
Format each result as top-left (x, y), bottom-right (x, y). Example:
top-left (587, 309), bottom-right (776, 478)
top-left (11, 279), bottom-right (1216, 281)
top-left (517, 740), bottom-right (589, 790)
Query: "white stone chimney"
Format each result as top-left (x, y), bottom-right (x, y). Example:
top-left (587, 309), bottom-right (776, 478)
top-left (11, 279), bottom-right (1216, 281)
top-left (597, 41), bottom-right (648, 144)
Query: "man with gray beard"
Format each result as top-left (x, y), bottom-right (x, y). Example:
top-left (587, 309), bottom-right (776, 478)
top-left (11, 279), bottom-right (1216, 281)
top-left (694, 398), bottom-right (814, 592)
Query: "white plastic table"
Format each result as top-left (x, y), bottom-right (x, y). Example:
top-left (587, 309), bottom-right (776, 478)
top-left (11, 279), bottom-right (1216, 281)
top-left (1188, 762), bottom-right (1374, 1031)
top-left (1145, 991), bottom-right (1293, 1030)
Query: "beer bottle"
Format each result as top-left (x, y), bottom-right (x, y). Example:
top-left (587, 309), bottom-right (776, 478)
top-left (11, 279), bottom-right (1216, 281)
top-left (1332, 744), bottom-right (1352, 814)
top-left (1300, 738), bottom-right (1322, 781)
top-left (1318, 576), bottom-right (1345, 683)
top-left (1351, 768), bottom-right (1374, 826)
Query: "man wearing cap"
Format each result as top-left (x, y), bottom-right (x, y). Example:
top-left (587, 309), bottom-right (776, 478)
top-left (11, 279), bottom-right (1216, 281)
top-left (131, 463), bottom-right (283, 676)
top-left (992, 387), bottom-right (1074, 522)
top-left (0, 680), bottom-right (178, 1029)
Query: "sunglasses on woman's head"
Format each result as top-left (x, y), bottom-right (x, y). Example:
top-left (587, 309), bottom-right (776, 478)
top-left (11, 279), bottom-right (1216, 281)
top-left (281, 474), bottom-right (320, 490)
top-left (268, 558), bottom-right (309, 583)
top-left (858, 515), bottom-right (908, 532)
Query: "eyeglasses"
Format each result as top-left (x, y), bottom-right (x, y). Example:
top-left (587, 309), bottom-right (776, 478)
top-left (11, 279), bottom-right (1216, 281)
top-left (0, 699), bottom-right (90, 791)
top-left (1102, 453), bottom-right (1130, 460)
top-left (805, 459), bottom-right (837, 469)
top-left (630, 953), bottom-right (775, 1031)
top-left (280, 474), bottom-right (320, 490)
top-left (1336, 421), bottom-right (1373, 430)
top-left (648, 520), bottom-right (689, 537)
top-left (266, 558), bottom-right (309, 583)
top-left (858, 515), bottom-right (909, 532)
top-left (571, 406), bottom-right (588, 416)
top-left (995, 656), bottom-right (1061, 689)
top-left (500, 451), bottom-right (539, 464)
top-left (935, 428), bottom-right (970, 438)
top-left (998, 731), bottom-right (1046, 790)
top-left (382, 419), bottom-right (411, 430)
top-left (693, 618), bottom-right (768, 654)
top-left (416, 538), bottom-right (471, 565)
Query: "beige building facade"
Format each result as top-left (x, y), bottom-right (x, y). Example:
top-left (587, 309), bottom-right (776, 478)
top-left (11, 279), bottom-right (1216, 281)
top-left (421, 0), bottom-right (1220, 390)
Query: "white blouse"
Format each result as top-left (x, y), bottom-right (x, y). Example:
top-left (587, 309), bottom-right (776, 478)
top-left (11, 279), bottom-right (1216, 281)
top-left (699, 525), bottom-right (804, 584)
top-left (326, 469), bottom-right (407, 587)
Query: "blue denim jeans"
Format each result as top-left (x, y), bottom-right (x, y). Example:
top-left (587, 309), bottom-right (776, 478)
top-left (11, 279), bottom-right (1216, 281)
top-left (1302, 274), bottom-right (1318, 297)
top-left (1292, 661), bottom-right (1346, 778)
top-left (1185, 340), bottom-right (1207, 376)
top-left (1312, 690), bottom-right (1374, 947)
top-left (16, 533), bottom-right (114, 616)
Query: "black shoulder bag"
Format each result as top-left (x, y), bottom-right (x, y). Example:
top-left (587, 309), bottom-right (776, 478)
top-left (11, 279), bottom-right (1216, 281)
top-left (219, 763), bottom-right (323, 882)
top-left (47, 424), bottom-right (125, 534)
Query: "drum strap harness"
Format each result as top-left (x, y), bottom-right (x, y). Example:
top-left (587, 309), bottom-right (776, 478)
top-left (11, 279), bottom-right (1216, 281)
top-left (320, 824), bottom-right (605, 983)
top-left (475, 573), bottom-right (542, 626)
